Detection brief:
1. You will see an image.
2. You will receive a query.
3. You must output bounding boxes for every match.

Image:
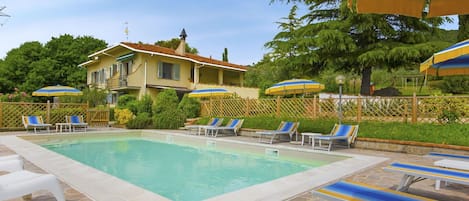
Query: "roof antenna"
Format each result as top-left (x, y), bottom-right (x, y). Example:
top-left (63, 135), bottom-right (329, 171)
top-left (124, 21), bottom-right (129, 41)
top-left (0, 6), bottom-right (11, 27)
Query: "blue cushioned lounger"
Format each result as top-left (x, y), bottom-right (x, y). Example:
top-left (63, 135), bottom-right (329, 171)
top-left (313, 180), bottom-right (435, 201)
top-left (427, 152), bottom-right (469, 160)
top-left (384, 162), bottom-right (469, 191)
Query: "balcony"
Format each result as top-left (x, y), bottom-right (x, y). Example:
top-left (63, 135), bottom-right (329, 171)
top-left (106, 77), bottom-right (140, 91)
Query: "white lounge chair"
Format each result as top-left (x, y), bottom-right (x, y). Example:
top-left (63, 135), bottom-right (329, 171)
top-left (383, 162), bottom-right (469, 192)
top-left (257, 121), bottom-right (299, 144)
top-left (0, 170), bottom-right (65, 201)
top-left (0, 159), bottom-right (23, 172)
top-left (0, 154), bottom-right (21, 161)
top-left (426, 152), bottom-right (469, 161)
top-left (22, 116), bottom-right (52, 133)
top-left (206, 119), bottom-right (244, 137)
top-left (66, 115), bottom-right (88, 132)
top-left (312, 124), bottom-right (359, 151)
top-left (185, 117), bottom-right (224, 135)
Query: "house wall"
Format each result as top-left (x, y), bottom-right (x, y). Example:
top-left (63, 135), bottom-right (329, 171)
top-left (85, 46), bottom-right (258, 100)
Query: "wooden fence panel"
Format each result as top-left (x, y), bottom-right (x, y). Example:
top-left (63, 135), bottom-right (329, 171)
top-left (0, 102), bottom-right (109, 129)
top-left (200, 96), bottom-right (469, 124)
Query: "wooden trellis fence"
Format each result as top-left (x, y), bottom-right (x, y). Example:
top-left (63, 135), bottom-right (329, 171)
top-left (200, 95), bottom-right (469, 124)
top-left (0, 101), bottom-right (110, 129)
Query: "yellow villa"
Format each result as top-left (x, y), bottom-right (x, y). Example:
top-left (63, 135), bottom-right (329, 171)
top-left (79, 30), bottom-right (258, 104)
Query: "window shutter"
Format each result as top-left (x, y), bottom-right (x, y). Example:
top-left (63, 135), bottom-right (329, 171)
top-left (157, 62), bottom-right (163, 78)
top-left (173, 64), bottom-right (180, 80)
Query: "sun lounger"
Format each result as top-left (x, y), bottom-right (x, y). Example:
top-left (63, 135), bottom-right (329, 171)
top-left (426, 152), bottom-right (469, 161)
top-left (312, 124), bottom-right (359, 151)
top-left (185, 118), bottom-right (223, 135)
top-left (383, 162), bottom-right (469, 192)
top-left (313, 180), bottom-right (435, 201)
top-left (0, 155), bottom-right (21, 161)
top-left (22, 116), bottom-right (52, 133)
top-left (257, 121), bottom-right (299, 144)
top-left (66, 115), bottom-right (88, 132)
top-left (205, 119), bottom-right (244, 137)
top-left (0, 170), bottom-right (65, 201)
top-left (0, 159), bottom-right (23, 172)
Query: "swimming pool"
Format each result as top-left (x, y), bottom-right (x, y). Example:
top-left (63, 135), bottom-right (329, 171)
top-left (42, 137), bottom-right (334, 201)
top-left (6, 130), bottom-right (388, 201)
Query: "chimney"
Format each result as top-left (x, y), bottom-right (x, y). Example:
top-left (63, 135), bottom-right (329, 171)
top-left (175, 28), bottom-right (187, 55)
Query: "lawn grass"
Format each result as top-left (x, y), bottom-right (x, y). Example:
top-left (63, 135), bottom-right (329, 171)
top-left (196, 116), bottom-right (469, 146)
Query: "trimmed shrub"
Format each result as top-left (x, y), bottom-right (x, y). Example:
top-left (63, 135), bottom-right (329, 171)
top-left (153, 89), bottom-right (179, 114)
top-left (177, 94), bottom-right (200, 118)
top-left (137, 95), bottom-right (153, 116)
top-left (153, 110), bottom-right (186, 129)
top-left (114, 108), bottom-right (134, 125)
top-left (152, 89), bottom-right (186, 129)
top-left (441, 76), bottom-right (469, 94)
top-left (117, 94), bottom-right (137, 108)
top-left (127, 112), bottom-right (153, 129)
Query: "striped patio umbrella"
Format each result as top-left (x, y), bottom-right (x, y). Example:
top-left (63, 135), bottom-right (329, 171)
top-left (420, 39), bottom-right (469, 76)
top-left (348, 0), bottom-right (469, 18)
top-left (265, 79), bottom-right (325, 96)
top-left (32, 85), bottom-right (83, 97)
top-left (188, 88), bottom-right (233, 98)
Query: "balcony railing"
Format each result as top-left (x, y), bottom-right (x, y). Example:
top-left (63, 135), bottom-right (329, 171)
top-left (106, 77), bottom-right (128, 89)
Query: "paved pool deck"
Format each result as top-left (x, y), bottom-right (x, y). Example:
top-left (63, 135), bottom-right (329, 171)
top-left (1, 128), bottom-right (468, 201)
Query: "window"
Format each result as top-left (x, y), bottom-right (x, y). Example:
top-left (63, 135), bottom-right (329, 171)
top-left (91, 68), bottom-right (106, 84)
top-left (110, 64), bottom-right (118, 77)
top-left (157, 62), bottom-right (180, 80)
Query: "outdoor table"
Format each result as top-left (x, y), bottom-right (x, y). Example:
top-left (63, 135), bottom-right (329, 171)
top-left (55, 123), bottom-right (72, 133)
top-left (301, 132), bottom-right (322, 146)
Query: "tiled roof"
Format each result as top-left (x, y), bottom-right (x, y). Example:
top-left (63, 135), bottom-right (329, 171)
top-left (121, 42), bottom-right (248, 71)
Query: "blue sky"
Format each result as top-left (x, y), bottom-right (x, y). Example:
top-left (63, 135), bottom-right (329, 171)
top-left (0, 1), bottom-right (459, 65)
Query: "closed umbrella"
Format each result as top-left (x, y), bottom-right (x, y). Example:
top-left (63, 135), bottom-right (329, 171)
top-left (32, 85), bottom-right (83, 97)
top-left (420, 39), bottom-right (469, 76)
top-left (348, 0), bottom-right (469, 18)
top-left (188, 88), bottom-right (233, 98)
top-left (265, 79), bottom-right (325, 96)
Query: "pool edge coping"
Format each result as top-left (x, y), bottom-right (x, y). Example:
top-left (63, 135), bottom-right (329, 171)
top-left (1, 130), bottom-right (389, 201)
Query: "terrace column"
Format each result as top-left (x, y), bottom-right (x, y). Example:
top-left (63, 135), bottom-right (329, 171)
top-left (218, 69), bottom-right (223, 85)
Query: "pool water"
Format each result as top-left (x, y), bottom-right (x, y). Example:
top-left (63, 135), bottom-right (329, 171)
top-left (44, 138), bottom-right (320, 201)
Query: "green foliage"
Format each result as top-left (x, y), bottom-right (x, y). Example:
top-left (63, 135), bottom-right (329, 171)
top-left (136, 95), bottom-right (153, 115)
top-left (153, 110), bottom-right (186, 129)
top-left (127, 112), bottom-right (153, 129)
top-left (358, 121), bottom-right (469, 146)
top-left (117, 94), bottom-right (137, 108)
top-left (59, 88), bottom-right (108, 107)
top-left (197, 116), bottom-right (468, 146)
top-left (152, 89), bottom-right (186, 129)
top-left (114, 108), bottom-right (134, 125)
top-left (263, 0), bottom-right (452, 96)
top-left (153, 38), bottom-right (198, 54)
top-left (177, 94), bottom-right (200, 118)
top-left (438, 110), bottom-right (460, 124)
top-left (153, 89), bottom-right (179, 114)
top-left (0, 34), bottom-right (107, 94)
top-left (109, 107), bottom-right (115, 121)
top-left (441, 76), bottom-right (469, 94)
top-left (458, 15), bottom-right (469, 41)
top-left (222, 48), bottom-right (228, 62)
top-left (0, 88), bottom-right (32, 102)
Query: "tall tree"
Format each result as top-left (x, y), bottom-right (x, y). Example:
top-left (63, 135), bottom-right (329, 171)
top-left (222, 48), bottom-right (229, 62)
top-left (0, 34), bottom-right (106, 93)
top-left (154, 38), bottom-right (199, 54)
top-left (458, 15), bottom-right (469, 41)
top-left (268, 0), bottom-right (450, 95)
